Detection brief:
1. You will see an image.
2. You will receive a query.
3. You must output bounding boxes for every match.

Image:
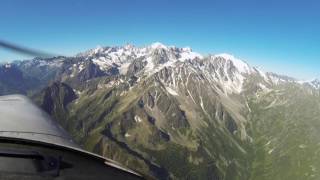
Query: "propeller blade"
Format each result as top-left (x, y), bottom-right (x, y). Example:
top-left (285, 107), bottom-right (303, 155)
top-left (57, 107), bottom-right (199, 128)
top-left (0, 40), bottom-right (57, 58)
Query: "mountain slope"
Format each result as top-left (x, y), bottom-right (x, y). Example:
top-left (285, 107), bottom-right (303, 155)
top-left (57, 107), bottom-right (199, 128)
top-left (4, 42), bottom-right (320, 179)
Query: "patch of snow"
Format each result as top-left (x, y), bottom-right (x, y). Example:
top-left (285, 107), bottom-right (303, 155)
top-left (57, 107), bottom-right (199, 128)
top-left (265, 98), bottom-right (278, 109)
top-left (124, 44), bottom-right (135, 50)
top-left (299, 79), bottom-right (320, 89)
top-left (310, 79), bottom-right (320, 89)
top-left (214, 53), bottom-right (252, 74)
top-left (78, 64), bottom-right (85, 72)
top-left (92, 58), bottom-right (111, 71)
top-left (221, 71), bottom-right (244, 94)
top-left (4, 64), bottom-right (11, 68)
top-left (199, 95), bottom-right (210, 117)
top-left (245, 101), bottom-right (252, 113)
top-left (299, 144), bottom-right (307, 149)
top-left (267, 73), bottom-right (296, 85)
top-left (144, 56), bottom-right (155, 73)
top-left (166, 87), bottom-right (179, 96)
top-left (94, 45), bottom-right (104, 54)
top-left (259, 83), bottom-right (270, 91)
top-left (119, 62), bottom-right (130, 75)
top-left (187, 89), bottom-right (197, 104)
top-left (179, 50), bottom-right (203, 61)
top-left (200, 96), bottom-right (205, 110)
top-left (256, 68), bottom-right (268, 81)
top-left (268, 75), bottom-right (280, 85)
top-left (73, 89), bottom-right (82, 95)
top-left (134, 115), bottom-right (142, 123)
top-left (150, 42), bottom-right (168, 50)
top-left (268, 148), bottom-right (274, 154)
top-left (203, 54), bottom-right (251, 94)
top-left (182, 47), bottom-right (192, 52)
top-left (310, 165), bottom-right (317, 172)
top-left (265, 141), bottom-right (271, 146)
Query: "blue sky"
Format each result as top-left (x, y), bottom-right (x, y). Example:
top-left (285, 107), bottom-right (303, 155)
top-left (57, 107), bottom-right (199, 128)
top-left (0, 0), bottom-right (319, 79)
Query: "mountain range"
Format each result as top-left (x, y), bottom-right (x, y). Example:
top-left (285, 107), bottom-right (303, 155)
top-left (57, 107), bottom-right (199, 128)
top-left (1, 42), bottom-right (320, 180)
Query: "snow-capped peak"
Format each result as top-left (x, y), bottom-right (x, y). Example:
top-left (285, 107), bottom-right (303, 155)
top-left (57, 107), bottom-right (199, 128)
top-left (75, 44), bottom-right (258, 91)
top-left (123, 43), bottom-right (135, 50)
top-left (182, 47), bottom-right (192, 52)
top-left (93, 45), bottom-right (105, 54)
top-left (178, 47), bottom-right (203, 61)
top-left (4, 63), bottom-right (11, 69)
top-left (213, 53), bottom-right (252, 74)
top-left (150, 42), bottom-right (168, 49)
top-left (311, 79), bottom-right (320, 89)
top-left (299, 78), bottom-right (320, 89)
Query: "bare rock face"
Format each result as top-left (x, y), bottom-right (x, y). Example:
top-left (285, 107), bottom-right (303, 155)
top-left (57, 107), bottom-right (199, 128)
top-left (35, 82), bottom-right (77, 127)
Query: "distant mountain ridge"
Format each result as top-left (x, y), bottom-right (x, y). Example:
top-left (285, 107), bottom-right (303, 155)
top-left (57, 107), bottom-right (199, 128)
top-left (1, 43), bottom-right (320, 180)
top-left (1, 42), bottom-right (318, 95)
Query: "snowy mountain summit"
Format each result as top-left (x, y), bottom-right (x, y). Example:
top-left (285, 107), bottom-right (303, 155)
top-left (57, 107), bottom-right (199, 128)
top-left (70, 42), bottom-right (264, 94)
top-left (76, 43), bottom-right (252, 75)
top-left (5, 42), bottom-right (319, 97)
